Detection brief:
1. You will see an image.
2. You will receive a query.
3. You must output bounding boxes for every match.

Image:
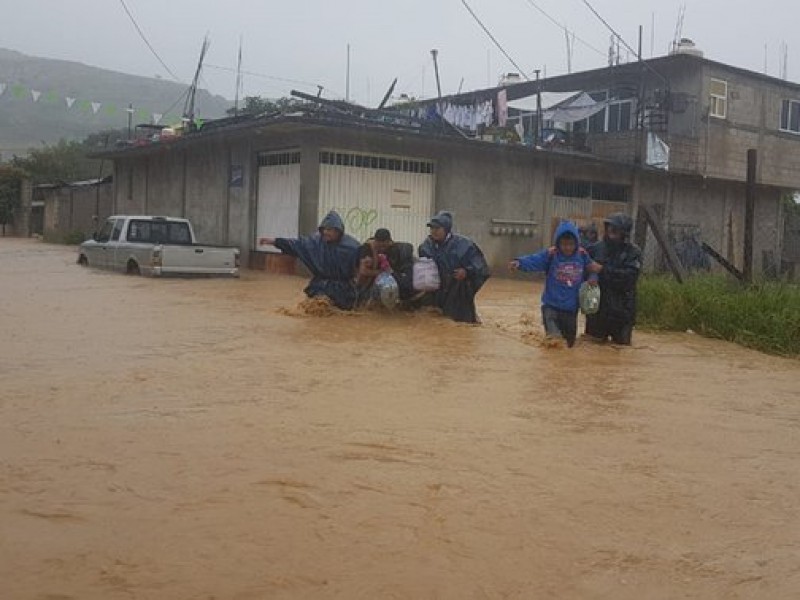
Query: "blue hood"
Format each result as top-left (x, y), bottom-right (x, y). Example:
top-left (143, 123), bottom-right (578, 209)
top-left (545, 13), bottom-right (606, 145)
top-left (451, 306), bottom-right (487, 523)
top-left (427, 211), bottom-right (453, 233)
top-left (553, 221), bottom-right (580, 247)
top-left (319, 210), bottom-right (346, 234)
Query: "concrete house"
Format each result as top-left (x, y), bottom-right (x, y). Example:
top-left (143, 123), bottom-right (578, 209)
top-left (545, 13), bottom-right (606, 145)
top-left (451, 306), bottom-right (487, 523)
top-left (95, 49), bottom-right (797, 276)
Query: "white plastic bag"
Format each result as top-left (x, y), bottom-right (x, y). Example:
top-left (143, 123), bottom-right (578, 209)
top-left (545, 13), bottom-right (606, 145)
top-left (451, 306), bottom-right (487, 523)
top-left (579, 282), bottom-right (601, 315)
top-left (413, 258), bottom-right (441, 292)
top-left (375, 272), bottom-right (399, 309)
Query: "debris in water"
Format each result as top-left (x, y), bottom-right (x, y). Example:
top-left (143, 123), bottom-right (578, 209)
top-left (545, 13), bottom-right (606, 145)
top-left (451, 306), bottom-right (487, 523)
top-left (277, 296), bottom-right (337, 318)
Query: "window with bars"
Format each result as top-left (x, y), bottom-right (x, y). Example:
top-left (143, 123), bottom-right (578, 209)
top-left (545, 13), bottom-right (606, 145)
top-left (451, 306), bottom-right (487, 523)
top-left (709, 78), bottom-right (728, 119)
top-left (258, 151), bottom-right (301, 167)
top-left (319, 151), bottom-right (434, 174)
top-left (554, 178), bottom-right (631, 203)
top-left (780, 99), bottom-right (800, 134)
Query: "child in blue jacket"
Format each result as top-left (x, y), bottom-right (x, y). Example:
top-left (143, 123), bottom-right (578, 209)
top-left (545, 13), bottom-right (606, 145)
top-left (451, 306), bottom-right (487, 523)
top-left (509, 221), bottom-right (600, 347)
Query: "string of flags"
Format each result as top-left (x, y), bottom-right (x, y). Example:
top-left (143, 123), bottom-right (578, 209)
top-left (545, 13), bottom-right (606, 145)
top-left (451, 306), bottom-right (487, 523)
top-left (0, 80), bottom-right (181, 126)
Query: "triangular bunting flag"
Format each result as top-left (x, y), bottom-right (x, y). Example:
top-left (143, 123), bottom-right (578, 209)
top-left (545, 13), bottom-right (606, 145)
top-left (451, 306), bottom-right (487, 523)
top-left (12, 84), bottom-right (26, 99)
top-left (79, 99), bottom-right (92, 112)
top-left (136, 108), bottom-right (148, 121)
top-left (31, 90), bottom-right (41, 102)
top-left (152, 113), bottom-right (163, 125)
top-left (91, 102), bottom-right (101, 114)
top-left (65, 96), bottom-right (76, 108)
top-left (0, 83), bottom-right (6, 96)
top-left (195, 118), bottom-right (204, 130)
top-left (45, 91), bottom-right (58, 103)
top-left (105, 104), bottom-right (117, 116)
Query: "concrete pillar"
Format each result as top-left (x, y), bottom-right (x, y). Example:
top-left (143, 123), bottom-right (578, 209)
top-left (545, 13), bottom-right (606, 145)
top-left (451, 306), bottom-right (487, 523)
top-left (18, 178), bottom-right (33, 237)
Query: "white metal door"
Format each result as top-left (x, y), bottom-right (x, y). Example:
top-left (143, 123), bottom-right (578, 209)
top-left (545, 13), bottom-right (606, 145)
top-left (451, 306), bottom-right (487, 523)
top-left (256, 150), bottom-right (301, 252)
top-left (318, 150), bottom-right (435, 244)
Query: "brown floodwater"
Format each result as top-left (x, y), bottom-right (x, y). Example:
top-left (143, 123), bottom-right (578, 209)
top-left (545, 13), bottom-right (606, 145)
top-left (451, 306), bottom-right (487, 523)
top-left (1, 238), bottom-right (799, 599)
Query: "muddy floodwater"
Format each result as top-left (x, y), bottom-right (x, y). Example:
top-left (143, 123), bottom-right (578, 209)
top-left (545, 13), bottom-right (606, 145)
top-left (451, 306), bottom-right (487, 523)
top-left (1, 239), bottom-right (799, 600)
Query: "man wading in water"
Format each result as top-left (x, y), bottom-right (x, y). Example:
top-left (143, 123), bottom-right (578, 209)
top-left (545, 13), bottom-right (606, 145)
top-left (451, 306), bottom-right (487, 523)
top-left (419, 211), bottom-right (490, 323)
top-left (259, 211), bottom-right (360, 310)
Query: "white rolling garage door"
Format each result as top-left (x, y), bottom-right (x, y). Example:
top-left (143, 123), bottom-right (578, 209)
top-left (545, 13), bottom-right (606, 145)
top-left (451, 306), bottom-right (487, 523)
top-left (256, 150), bottom-right (301, 252)
top-left (318, 150), bottom-right (435, 244)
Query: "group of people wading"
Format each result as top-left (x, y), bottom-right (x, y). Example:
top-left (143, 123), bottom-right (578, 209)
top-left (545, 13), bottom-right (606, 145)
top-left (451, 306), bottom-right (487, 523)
top-left (259, 209), bottom-right (641, 346)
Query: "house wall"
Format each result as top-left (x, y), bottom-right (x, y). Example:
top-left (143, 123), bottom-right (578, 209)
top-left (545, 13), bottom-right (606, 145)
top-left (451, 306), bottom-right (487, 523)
top-left (638, 172), bottom-right (783, 276)
top-left (697, 63), bottom-right (800, 189)
top-left (107, 123), bottom-right (784, 276)
top-left (40, 182), bottom-right (113, 242)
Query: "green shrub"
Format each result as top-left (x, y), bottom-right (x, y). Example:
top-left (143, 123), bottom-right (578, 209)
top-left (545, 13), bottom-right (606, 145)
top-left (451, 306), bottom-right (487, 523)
top-left (638, 275), bottom-right (800, 357)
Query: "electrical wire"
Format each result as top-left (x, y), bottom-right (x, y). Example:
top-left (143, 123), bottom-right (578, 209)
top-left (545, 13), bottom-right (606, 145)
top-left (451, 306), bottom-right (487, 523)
top-left (521, 0), bottom-right (605, 57)
top-left (460, 0), bottom-right (530, 80)
top-left (578, 0), bottom-right (669, 85)
top-left (118, 0), bottom-right (180, 81)
top-left (205, 64), bottom-right (324, 91)
top-left (578, 0), bottom-right (639, 58)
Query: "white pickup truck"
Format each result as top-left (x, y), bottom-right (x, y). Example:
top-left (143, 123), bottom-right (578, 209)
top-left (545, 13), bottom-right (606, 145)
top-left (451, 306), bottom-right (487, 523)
top-left (78, 216), bottom-right (240, 277)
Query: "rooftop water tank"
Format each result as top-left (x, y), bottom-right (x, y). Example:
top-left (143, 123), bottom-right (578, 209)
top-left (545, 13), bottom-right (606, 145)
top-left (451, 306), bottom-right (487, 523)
top-left (672, 38), bottom-right (704, 58)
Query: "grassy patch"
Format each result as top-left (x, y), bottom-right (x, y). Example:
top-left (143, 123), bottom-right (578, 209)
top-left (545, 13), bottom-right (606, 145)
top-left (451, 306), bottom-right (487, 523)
top-left (638, 276), bottom-right (800, 357)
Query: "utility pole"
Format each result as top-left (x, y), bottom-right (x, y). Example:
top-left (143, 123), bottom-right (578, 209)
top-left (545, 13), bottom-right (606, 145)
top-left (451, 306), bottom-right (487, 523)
top-left (126, 103), bottom-right (133, 140)
top-left (234, 35), bottom-right (243, 116)
top-left (346, 44), bottom-right (351, 102)
top-left (535, 69), bottom-right (542, 146)
top-left (744, 149), bottom-right (757, 284)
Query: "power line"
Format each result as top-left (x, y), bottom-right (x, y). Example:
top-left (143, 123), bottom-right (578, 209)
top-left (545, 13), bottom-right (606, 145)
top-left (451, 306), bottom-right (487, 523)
top-left (521, 0), bottom-right (605, 57)
top-left (205, 64), bottom-right (324, 91)
top-left (118, 0), bottom-right (180, 81)
top-left (578, 0), bottom-right (640, 59)
top-left (460, 0), bottom-right (530, 80)
top-left (578, 0), bottom-right (669, 85)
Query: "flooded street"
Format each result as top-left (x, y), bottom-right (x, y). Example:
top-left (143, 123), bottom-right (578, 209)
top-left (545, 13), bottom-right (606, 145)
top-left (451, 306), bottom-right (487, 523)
top-left (1, 238), bottom-right (799, 599)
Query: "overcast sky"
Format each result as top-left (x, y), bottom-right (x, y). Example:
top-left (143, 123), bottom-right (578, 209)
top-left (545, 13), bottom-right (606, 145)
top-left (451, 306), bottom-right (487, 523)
top-left (2, 0), bottom-right (798, 104)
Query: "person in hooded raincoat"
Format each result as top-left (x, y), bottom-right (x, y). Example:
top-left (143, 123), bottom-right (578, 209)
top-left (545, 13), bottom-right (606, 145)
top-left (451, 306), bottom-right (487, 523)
top-left (418, 211), bottom-right (490, 323)
top-left (259, 211), bottom-right (360, 310)
top-left (585, 213), bottom-right (642, 345)
top-left (509, 221), bottom-right (599, 348)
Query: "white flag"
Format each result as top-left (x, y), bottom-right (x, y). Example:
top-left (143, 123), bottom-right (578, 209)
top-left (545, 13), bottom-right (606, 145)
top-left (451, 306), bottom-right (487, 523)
top-left (152, 113), bottom-right (163, 125)
top-left (0, 83), bottom-right (6, 96)
top-left (65, 96), bottom-right (76, 108)
top-left (126, 106), bottom-right (135, 114)
top-left (91, 102), bottom-right (101, 114)
top-left (31, 89), bottom-right (41, 102)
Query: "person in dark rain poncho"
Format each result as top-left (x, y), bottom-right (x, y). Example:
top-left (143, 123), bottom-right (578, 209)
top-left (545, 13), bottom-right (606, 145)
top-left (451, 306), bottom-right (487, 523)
top-left (419, 211), bottom-right (490, 323)
top-left (259, 211), bottom-right (360, 310)
top-left (585, 213), bottom-right (642, 345)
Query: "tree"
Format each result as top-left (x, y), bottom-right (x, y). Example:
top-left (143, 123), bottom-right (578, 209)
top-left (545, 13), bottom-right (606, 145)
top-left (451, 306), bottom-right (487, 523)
top-left (226, 96), bottom-right (304, 117)
top-left (9, 129), bottom-right (125, 185)
top-left (0, 165), bottom-right (27, 236)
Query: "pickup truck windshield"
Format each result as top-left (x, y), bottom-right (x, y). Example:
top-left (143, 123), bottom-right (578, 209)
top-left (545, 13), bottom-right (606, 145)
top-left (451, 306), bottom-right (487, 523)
top-left (127, 220), bottom-right (192, 245)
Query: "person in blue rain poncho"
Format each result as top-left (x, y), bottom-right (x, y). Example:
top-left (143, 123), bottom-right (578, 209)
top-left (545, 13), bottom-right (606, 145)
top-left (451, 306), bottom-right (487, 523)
top-left (259, 211), bottom-right (360, 310)
top-left (509, 221), bottom-right (600, 347)
top-left (419, 211), bottom-right (490, 323)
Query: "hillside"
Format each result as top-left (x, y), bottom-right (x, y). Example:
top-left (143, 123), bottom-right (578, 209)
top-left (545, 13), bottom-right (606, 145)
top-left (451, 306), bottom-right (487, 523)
top-left (0, 48), bottom-right (230, 157)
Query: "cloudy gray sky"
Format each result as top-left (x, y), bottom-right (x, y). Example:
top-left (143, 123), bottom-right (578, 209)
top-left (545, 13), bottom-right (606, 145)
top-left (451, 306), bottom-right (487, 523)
top-left (2, 0), bottom-right (798, 103)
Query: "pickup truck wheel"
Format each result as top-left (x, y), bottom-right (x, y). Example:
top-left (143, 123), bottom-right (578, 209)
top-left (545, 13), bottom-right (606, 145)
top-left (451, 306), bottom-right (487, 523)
top-left (78, 254), bottom-right (88, 266)
top-left (126, 260), bottom-right (141, 276)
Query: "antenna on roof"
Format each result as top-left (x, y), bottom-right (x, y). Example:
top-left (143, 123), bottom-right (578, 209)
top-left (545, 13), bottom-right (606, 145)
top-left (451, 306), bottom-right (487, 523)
top-left (431, 49), bottom-right (443, 100)
top-left (670, 4), bottom-right (686, 55)
top-left (378, 78), bottom-right (398, 109)
top-left (780, 41), bottom-right (789, 80)
top-left (183, 35), bottom-right (211, 129)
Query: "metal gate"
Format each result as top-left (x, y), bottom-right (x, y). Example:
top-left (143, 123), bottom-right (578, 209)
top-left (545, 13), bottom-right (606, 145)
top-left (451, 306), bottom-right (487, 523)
top-left (318, 149), bottom-right (435, 243)
top-left (256, 150), bottom-right (301, 252)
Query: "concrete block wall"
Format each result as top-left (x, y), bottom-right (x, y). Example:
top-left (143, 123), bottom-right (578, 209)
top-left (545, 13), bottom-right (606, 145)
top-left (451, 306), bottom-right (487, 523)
top-left (41, 183), bottom-right (113, 242)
